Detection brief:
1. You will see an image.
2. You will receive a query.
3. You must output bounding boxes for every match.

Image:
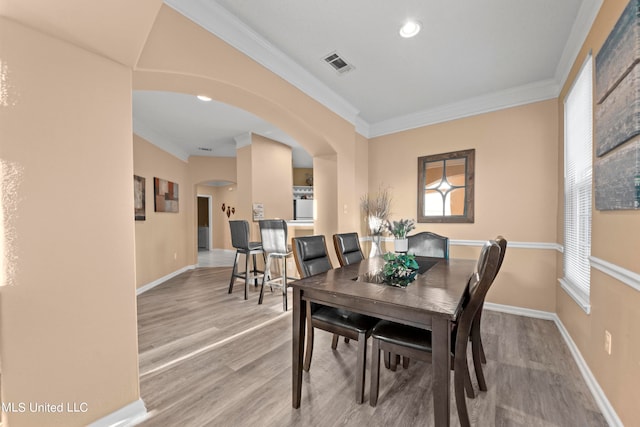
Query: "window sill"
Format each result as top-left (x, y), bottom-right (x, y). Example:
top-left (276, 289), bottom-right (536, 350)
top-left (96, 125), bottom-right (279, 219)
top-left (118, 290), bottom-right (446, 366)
top-left (558, 278), bottom-right (591, 314)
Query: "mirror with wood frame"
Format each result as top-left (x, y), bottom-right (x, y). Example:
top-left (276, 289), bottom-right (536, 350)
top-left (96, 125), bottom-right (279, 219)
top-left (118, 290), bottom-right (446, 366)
top-left (417, 149), bottom-right (475, 223)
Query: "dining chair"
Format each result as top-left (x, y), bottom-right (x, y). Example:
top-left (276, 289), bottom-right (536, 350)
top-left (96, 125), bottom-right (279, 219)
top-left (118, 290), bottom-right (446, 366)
top-left (228, 220), bottom-right (264, 300)
top-left (391, 231), bottom-right (449, 371)
top-left (292, 235), bottom-right (379, 403)
top-left (331, 232), bottom-right (365, 347)
top-left (470, 235), bottom-right (507, 389)
top-left (369, 240), bottom-right (501, 427)
top-left (406, 231), bottom-right (449, 258)
top-left (258, 219), bottom-right (295, 311)
top-left (332, 232), bottom-right (364, 267)
top-left (388, 236), bottom-right (507, 391)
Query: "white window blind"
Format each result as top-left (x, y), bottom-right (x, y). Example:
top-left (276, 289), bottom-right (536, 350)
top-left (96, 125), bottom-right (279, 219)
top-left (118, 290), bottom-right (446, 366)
top-left (561, 54), bottom-right (593, 313)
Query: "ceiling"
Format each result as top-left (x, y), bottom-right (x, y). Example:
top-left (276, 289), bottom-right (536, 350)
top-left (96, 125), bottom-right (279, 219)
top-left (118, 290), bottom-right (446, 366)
top-left (133, 0), bottom-right (602, 167)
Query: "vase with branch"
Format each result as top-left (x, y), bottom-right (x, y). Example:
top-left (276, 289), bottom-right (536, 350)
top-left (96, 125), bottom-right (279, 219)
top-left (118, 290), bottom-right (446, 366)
top-left (360, 186), bottom-right (392, 257)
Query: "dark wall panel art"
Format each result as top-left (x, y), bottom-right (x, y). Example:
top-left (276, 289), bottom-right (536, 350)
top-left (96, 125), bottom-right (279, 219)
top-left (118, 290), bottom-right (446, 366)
top-left (595, 0), bottom-right (640, 210)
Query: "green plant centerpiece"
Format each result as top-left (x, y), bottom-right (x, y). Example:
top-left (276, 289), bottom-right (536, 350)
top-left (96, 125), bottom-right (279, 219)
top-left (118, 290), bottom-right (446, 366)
top-left (386, 218), bottom-right (415, 239)
top-left (386, 218), bottom-right (415, 253)
top-left (382, 251), bottom-right (419, 287)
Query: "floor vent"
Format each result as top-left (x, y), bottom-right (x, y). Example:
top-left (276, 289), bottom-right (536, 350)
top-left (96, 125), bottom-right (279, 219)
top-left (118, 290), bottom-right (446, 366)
top-left (323, 51), bottom-right (354, 74)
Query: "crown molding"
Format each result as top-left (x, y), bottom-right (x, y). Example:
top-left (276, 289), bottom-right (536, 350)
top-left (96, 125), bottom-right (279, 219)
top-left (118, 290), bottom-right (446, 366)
top-left (133, 118), bottom-right (190, 162)
top-left (163, 0), bottom-right (601, 140)
top-left (164, 0), bottom-right (363, 131)
top-left (368, 79), bottom-right (559, 137)
top-left (554, 0), bottom-right (603, 88)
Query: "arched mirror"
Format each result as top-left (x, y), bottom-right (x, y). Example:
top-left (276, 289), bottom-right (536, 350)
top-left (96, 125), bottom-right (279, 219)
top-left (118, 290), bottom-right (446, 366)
top-left (417, 149), bottom-right (475, 223)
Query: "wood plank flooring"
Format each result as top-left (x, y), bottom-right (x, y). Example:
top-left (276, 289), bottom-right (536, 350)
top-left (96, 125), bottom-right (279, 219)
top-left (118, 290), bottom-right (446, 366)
top-left (136, 266), bottom-right (607, 426)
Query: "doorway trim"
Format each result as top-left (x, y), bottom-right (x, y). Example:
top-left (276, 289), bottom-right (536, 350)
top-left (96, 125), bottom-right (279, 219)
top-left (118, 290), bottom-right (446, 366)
top-left (197, 194), bottom-right (213, 251)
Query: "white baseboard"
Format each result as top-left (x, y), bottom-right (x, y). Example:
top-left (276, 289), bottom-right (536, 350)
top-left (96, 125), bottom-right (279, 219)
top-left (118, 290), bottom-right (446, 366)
top-left (88, 399), bottom-right (146, 427)
top-left (484, 302), bottom-right (622, 427)
top-left (136, 265), bottom-right (197, 296)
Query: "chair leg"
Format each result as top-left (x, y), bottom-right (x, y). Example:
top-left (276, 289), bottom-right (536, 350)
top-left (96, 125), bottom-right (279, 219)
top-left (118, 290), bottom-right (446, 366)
top-left (464, 361), bottom-right (475, 398)
top-left (252, 253), bottom-right (259, 287)
top-left (369, 338), bottom-right (380, 407)
top-left (475, 307), bottom-right (487, 364)
top-left (389, 353), bottom-right (399, 371)
top-left (355, 331), bottom-right (367, 404)
top-left (454, 339), bottom-right (472, 427)
top-left (402, 356), bottom-right (410, 369)
top-left (282, 258), bottom-right (288, 311)
top-left (303, 303), bottom-right (314, 371)
top-left (344, 337), bottom-right (350, 344)
top-left (479, 340), bottom-right (487, 364)
top-left (244, 253), bottom-right (250, 300)
top-left (471, 327), bottom-right (487, 392)
top-left (455, 359), bottom-right (471, 427)
top-left (384, 351), bottom-right (390, 369)
top-left (258, 254), bottom-right (271, 305)
top-left (228, 251), bottom-right (240, 294)
top-left (331, 334), bottom-right (339, 350)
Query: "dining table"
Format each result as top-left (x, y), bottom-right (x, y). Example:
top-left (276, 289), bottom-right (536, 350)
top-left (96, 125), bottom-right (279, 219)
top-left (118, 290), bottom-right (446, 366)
top-left (290, 255), bottom-right (477, 427)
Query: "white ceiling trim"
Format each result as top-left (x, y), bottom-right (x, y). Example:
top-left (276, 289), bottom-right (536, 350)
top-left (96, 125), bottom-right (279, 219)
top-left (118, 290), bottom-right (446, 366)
top-left (234, 132), bottom-right (252, 149)
top-left (553, 0), bottom-right (603, 89)
top-left (164, 0), bottom-right (362, 129)
top-left (164, 0), bottom-right (602, 140)
top-left (133, 118), bottom-right (190, 162)
top-left (369, 79), bottom-right (560, 138)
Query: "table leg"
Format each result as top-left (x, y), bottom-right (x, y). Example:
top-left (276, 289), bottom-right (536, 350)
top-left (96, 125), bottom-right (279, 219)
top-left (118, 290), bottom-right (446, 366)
top-left (292, 287), bottom-right (306, 408)
top-left (432, 316), bottom-right (450, 426)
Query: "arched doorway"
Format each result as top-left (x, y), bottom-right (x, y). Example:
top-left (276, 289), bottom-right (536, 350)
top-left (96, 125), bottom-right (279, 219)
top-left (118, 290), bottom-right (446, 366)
top-left (195, 180), bottom-right (237, 267)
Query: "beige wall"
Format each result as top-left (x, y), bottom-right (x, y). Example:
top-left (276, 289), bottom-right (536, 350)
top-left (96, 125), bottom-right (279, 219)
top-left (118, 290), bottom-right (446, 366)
top-left (134, 143), bottom-right (241, 286)
top-left (134, 5), bottom-right (363, 236)
top-left (293, 167), bottom-right (313, 186)
top-left (189, 155), bottom-right (237, 252)
top-left (369, 100), bottom-right (559, 311)
top-left (133, 135), bottom-right (192, 287)
top-left (0, 17), bottom-right (140, 426)
top-left (196, 184), bottom-right (238, 250)
top-left (236, 134), bottom-right (294, 240)
top-left (4, 0), bottom-right (638, 425)
top-left (556, 1), bottom-right (640, 424)
top-left (251, 135), bottom-right (294, 221)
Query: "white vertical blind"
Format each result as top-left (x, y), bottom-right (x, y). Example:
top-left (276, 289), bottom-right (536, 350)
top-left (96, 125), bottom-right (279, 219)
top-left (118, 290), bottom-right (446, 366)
top-left (562, 54), bottom-right (593, 311)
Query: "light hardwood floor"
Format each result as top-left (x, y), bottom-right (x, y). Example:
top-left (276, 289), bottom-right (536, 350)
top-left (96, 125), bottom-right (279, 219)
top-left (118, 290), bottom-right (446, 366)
top-left (136, 266), bottom-right (607, 426)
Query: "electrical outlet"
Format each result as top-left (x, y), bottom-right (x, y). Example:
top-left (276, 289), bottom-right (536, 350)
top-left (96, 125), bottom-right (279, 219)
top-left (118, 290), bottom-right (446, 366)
top-left (604, 330), bottom-right (612, 355)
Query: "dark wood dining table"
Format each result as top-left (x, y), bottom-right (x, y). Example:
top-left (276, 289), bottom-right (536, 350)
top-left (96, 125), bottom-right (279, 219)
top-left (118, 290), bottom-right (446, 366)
top-left (291, 255), bottom-right (477, 427)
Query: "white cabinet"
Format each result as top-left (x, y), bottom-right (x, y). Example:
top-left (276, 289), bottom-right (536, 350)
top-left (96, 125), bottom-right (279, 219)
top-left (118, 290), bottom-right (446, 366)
top-left (293, 186), bottom-right (313, 199)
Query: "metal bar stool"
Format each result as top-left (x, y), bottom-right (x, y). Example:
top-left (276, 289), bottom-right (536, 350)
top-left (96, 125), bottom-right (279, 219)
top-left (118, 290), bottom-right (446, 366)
top-left (258, 219), bottom-right (296, 311)
top-left (228, 220), bottom-right (264, 300)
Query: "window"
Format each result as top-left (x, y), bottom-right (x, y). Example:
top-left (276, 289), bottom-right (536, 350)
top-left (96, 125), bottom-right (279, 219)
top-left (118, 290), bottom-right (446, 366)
top-left (561, 54), bottom-right (593, 314)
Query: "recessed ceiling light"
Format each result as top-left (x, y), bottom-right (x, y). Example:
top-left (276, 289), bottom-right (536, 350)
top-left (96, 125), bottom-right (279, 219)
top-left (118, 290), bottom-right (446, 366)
top-left (197, 95), bottom-right (212, 102)
top-left (399, 20), bottom-right (421, 38)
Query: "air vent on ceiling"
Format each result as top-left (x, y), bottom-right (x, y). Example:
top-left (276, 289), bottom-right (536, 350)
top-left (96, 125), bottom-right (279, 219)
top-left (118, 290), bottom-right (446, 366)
top-left (323, 51), bottom-right (354, 74)
top-left (198, 147), bottom-right (213, 152)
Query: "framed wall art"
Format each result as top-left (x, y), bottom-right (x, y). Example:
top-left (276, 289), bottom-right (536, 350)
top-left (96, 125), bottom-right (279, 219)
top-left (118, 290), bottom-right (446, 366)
top-left (134, 175), bottom-right (146, 221)
top-left (154, 177), bottom-right (179, 213)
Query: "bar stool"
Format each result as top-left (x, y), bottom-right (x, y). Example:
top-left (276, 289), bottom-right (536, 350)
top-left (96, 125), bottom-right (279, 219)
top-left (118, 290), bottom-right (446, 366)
top-left (258, 219), bottom-right (295, 311)
top-left (228, 220), bottom-right (264, 300)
